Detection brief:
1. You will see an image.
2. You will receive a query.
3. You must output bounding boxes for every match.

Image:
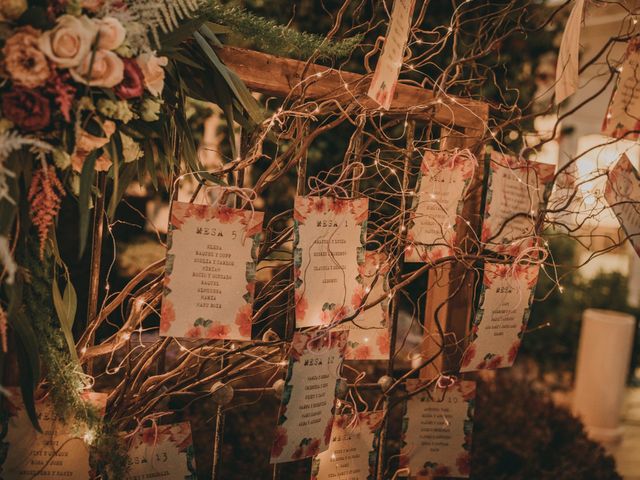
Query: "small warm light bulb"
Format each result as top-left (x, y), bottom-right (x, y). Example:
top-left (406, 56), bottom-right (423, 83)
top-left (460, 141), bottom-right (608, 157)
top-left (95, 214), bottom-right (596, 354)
top-left (83, 429), bottom-right (96, 445)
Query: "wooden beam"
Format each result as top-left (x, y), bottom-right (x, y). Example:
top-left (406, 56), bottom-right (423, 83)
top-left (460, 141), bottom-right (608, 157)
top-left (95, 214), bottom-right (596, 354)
top-left (215, 46), bottom-right (489, 130)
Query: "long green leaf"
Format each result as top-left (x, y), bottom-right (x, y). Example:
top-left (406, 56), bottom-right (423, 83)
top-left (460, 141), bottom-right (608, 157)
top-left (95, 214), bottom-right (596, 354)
top-left (52, 276), bottom-right (78, 364)
top-left (78, 150), bottom-right (99, 258)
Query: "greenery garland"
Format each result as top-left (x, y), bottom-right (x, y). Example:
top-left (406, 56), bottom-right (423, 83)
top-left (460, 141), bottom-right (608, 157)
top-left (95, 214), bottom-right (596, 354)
top-left (207, 2), bottom-right (363, 60)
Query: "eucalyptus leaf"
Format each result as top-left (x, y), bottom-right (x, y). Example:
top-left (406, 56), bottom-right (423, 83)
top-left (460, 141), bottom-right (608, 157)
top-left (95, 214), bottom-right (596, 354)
top-left (52, 277), bottom-right (78, 364)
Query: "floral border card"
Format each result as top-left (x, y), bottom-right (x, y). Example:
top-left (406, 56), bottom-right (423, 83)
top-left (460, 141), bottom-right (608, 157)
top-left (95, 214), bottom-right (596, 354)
top-left (406, 150), bottom-right (477, 263)
top-left (401, 379), bottom-right (475, 479)
top-left (311, 411), bottom-right (385, 480)
top-left (160, 201), bottom-right (263, 340)
top-left (0, 389), bottom-right (107, 479)
top-left (337, 250), bottom-right (391, 360)
top-left (367, 0), bottom-right (416, 109)
top-left (460, 262), bottom-right (540, 372)
top-left (602, 38), bottom-right (640, 139)
top-left (270, 330), bottom-right (349, 464)
top-left (124, 422), bottom-right (197, 480)
top-left (604, 154), bottom-right (640, 258)
top-left (294, 196), bottom-right (368, 328)
top-left (481, 152), bottom-right (555, 256)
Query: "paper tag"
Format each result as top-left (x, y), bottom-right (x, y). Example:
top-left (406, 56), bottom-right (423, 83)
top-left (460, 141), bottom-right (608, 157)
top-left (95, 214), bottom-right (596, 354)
top-left (460, 262), bottom-right (539, 372)
top-left (481, 152), bottom-right (555, 255)
top-left (603, 39), bottom-right (640, 139)
top-left (311, 411), bottom-right (384, 480)
top-left (555, 0), bottom-right (585, 103)
top-left (293, 196), bottom-right (368, 328)
top-left (367, 0), bottom-right (416, 109)
top-left (124, 422), bottom-right (196, 480)
top-left (406, 150), bottom-right (477, 263)
top-left (605, 154), bottom-right (640, 257)
top-left (1, 390), bottom-right (107, 479)
top-left (401, 379), bottom-right (475, 479)
top-left (335, 251), bottom-right (391, 360)
top-left (160, 201), bottom-right (263, 340)
top-left (270, 331), bottom-right (348, 464)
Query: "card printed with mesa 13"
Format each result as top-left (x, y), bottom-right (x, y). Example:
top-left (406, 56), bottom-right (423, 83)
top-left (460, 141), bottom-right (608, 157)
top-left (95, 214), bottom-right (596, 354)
top-left (0, 389), bottom-right (107, 480)
top-left (406, 149), bottom-right (477, 263)
top-left (293, 196), bottom-right (368, 328)
top-left (605, 154), bottom-right (640, 258)
top-left (270, 331), bottom-right (349, 464)
top-left (481, 152), bottom-right (555, 256)
top-left (401, 379), bottom-right (475, 479)
top-left (311, 411), bottom-right (385, 480)
top-left (160, 201), bottom-right (263, 340)
top-left (460, 262), bottom-right (540, 372)
top-left (124, 422), bottom-right (196, 480)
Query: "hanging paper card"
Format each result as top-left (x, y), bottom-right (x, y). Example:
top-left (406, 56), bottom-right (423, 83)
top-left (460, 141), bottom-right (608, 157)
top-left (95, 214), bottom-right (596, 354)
top-left (311, 411), bottom-right (384, 480)
top-left (555, 0), bottom-right (585, 104)
top-left (270, 331), bottom-right (349, 464)
top-left (603, 39), bottom-right (640, 139)
top-left (401, 379), bottom-right (475, 479)
top-left (337, 251), bottom-right (391, 360)
top-left (1, 389), bottom-right (107, 479)
top-left (406, 150), bottom-right (477, 263)
top-left (482, 152), bottom-right (555, 256)
top-left (294, 196), bottom-right (368, 328)
top-left (605, 154), bottom-right (640, 257)
top-left (367, 0), bottom-right (416, 109)
top-left (124, 422), bottom-right (196, 480)
top-left (460, 262), bottom-right (540, 372)
top-left (160, 201), bottom-right (263, 340)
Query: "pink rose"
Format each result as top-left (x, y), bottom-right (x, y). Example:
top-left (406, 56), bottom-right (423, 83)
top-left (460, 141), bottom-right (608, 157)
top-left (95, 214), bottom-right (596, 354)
top-left (71, 49), bottom-right (124, 87)
top-left (39, 15), bottom-right (97, 68)
top-left (136, 52), bottom-right (168, 96)
top-left (94, 17), bottom-right (126, 50)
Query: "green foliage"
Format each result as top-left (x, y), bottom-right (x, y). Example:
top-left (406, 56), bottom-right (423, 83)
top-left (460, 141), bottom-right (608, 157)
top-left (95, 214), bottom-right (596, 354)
top-left (206, 2), bottom-right (363, 60)
top-left (522, 235), bottom-right (640, 374)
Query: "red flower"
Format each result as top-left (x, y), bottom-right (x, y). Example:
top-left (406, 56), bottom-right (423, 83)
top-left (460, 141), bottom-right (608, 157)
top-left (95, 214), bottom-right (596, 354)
top-left (115, 58), bottom-right (145, 99)
top-left (508, 340), bottom-right (521, 364)
top-left (46, 69), bottom-right (76, 123)
top-left (2, 89), bottom-right (50, 131)
top-left (271, 426), bottom-right (288, 459)
top-left (207, 321), bottom-right (230, 339)
top-left (487, 354), bottom-right (503, 369)
top-left (376, 331), bottom-right (390, 355)
top-left (456, 452), bottom-right (471, 475)
top-left (306, 438), bottom-right (321, 457)
top-left (460, 343), bottom-right (476, 367)
top-left (351, 344), bottom-right (372, 360)
top-left (185, 326), bottom-right (203, 338)
top-left (235, 304), bottom-right (253, 338)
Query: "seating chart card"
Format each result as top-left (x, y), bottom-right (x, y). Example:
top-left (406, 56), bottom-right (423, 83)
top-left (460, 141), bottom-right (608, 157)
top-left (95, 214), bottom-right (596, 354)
top-left (270, 331), bottom-right (349, 464)
top-left (401, 379), bottom-right (475, 479)
top-left (481, 152), bottom-right (555, 255)
top-left (0, 389), bottom-right (107, 479)
top-left (160, 201), bottom-right (263, 340)
top-left (406, 150), bottom-right (477, 263)
top-left (293, 196), bottom-right (368, 328)
top-left (460, 262), bottom-right (540, 372)
top-left (604, 154), bottom-right (640, 258)
top-left (311, 411), bottom-right (384, 480)
top-left (367, 0), bottom-right (416, 109)
top-left (602, 39), bottom-right (640, 139)
top-left (124, 422), bottom-right (196, 480)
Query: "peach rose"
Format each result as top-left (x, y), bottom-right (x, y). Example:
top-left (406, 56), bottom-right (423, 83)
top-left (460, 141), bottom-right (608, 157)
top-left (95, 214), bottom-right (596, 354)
top-left (70, 49), bottom-right (124, 87)
top-left (3, 26), bottom-right (50, 88)
top-left (136, 53), bottom-right (168, 96)
top-left (71, 120), bottom-right (116, 172)
top-left (94, 17), bottom-right (126, 50)
top-left (39, 15), bottom-right (97, 68)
